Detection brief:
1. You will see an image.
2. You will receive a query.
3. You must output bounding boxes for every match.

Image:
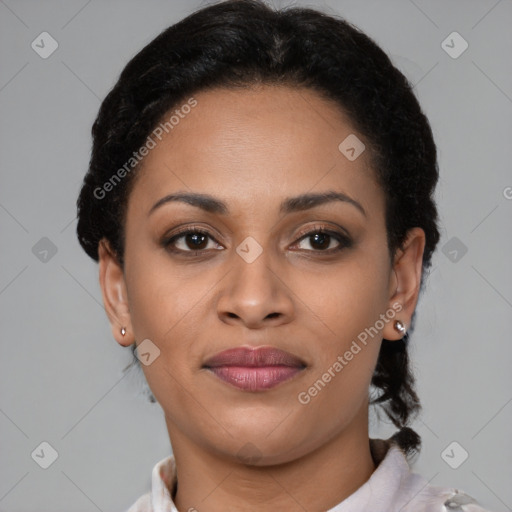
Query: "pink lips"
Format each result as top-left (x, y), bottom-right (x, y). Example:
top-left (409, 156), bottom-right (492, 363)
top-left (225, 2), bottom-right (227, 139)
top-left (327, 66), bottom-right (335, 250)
top-left (203, 346), bottom-right (306, 391)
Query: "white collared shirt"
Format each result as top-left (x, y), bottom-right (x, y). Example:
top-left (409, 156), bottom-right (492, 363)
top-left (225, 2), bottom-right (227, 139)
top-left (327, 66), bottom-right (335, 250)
top-left (125, 439), bottom-right (492, 512)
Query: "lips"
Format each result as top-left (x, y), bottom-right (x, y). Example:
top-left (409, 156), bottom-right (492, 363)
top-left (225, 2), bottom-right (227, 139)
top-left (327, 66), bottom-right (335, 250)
top-left (203, 346), bottom-right (306, 391)
top-left (204, 346), bottom-right (305, 368)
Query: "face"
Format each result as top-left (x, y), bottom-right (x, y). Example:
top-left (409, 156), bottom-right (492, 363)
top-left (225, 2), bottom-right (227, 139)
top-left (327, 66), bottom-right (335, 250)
top-left (99, 84), bottom-right (425, 465)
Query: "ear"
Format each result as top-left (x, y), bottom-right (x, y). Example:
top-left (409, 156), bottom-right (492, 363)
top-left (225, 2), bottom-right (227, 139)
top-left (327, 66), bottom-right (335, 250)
top-left (383, 227), bottom-right (426, 341)
top-left (98, 238), bottom-right (134, 347)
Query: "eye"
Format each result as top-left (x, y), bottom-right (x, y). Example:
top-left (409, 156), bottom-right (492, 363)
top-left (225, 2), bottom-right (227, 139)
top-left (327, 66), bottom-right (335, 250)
top-left (161, 223), bottom-right (352, 256)
top-left (162, 227), bottom-right (223, 255)
top-left (292, 224), bottom-right (352, 253)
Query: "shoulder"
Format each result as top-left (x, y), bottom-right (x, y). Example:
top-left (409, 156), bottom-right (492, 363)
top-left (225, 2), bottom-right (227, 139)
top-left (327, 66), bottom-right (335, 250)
top-left (124, 491), bottom-right (152, 512)
top-left (370, 440), bottom-right (494, 512)
top-left (391, 451), bottom-right (493, 511)
top-left (405, 483), bottom-right (494, 512)
top-left (124, 454), bottom-right (176, 512)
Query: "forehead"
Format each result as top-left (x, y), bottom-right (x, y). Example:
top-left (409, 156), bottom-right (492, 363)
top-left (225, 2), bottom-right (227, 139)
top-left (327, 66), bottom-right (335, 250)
top-left (127, 84), bottom-right (383, 219)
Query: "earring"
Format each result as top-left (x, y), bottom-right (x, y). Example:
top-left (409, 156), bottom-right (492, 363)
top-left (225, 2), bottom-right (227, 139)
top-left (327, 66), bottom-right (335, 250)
top-left (394, 320), bottom-right (406, 335)
top-left (120, 327), bottom-right (126, 336)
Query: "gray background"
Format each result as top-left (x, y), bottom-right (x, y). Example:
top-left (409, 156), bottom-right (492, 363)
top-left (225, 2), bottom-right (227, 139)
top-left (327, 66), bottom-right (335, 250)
top-left (0, 0), bottom-right (511, 511)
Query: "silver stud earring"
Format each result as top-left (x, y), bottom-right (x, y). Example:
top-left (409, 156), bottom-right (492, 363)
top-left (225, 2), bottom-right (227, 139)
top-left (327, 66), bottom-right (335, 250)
top-left (120, 327), bottom-right (126, 336)
top-left (394, 320), bottom-right (406, 335)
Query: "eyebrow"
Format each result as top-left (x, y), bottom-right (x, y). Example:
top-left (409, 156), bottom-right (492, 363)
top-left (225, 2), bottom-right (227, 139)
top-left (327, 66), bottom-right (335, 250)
top-left (148, 190), bottom-right (366, 218)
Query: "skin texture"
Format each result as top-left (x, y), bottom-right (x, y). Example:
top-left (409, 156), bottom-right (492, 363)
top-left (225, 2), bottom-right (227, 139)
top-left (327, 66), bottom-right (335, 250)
top-left (98, 84), bottom-right (425, 512)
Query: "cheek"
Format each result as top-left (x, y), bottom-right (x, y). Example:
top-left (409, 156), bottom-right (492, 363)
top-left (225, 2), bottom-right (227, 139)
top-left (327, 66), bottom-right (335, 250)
top-left (126, 256), bottom-right (205, 340)
top-left (291, 256), bottom-right (391, 344)
top-left (290, 255), bottom-right (389, 405)
top-left (125, 260), bottom-right (216, 389)
top-left (295, 344), bottom-right (380, 449)
top-left (126, 267), bottom-right (207, 414)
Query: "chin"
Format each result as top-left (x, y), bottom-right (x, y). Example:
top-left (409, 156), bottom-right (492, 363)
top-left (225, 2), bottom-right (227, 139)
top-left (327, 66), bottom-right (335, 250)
top-left (210, 419), bottom-right (309, 462)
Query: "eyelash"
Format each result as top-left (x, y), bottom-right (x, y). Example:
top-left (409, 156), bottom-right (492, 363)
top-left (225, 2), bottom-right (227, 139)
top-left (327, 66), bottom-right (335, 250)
top-left (161, 224), bottom-right (352, 257)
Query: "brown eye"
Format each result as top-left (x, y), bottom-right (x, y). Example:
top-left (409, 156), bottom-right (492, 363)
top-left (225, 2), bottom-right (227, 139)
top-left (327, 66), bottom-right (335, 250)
top-left (293, 226), bottom-right (352, 253)
top-left (179, 232), bottom-right (209, 250)
top-left (162, 228), bottom-right (223, 254)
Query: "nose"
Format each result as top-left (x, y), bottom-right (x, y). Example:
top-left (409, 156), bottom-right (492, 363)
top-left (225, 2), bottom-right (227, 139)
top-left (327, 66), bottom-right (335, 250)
top-left (216, 248), bottom-right (295, 329)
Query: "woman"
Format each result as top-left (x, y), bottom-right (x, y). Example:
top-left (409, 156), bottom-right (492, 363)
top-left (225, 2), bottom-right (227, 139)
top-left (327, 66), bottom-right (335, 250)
top-left (76, 1), bottom-right (493, 510)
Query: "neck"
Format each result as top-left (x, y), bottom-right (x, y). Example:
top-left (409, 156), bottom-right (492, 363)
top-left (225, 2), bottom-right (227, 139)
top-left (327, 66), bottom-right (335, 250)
top-left (166, 409), bottom-right (376, 512)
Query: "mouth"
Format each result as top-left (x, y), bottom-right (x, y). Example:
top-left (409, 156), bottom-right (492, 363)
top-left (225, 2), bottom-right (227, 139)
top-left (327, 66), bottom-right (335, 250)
top-left (202, 346), bottom-right (306, 392)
